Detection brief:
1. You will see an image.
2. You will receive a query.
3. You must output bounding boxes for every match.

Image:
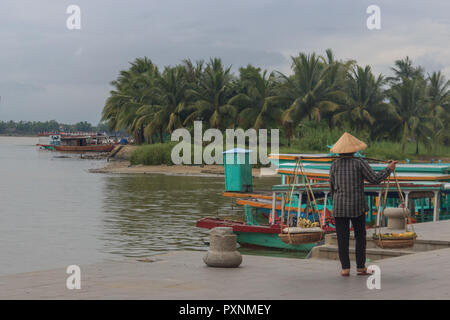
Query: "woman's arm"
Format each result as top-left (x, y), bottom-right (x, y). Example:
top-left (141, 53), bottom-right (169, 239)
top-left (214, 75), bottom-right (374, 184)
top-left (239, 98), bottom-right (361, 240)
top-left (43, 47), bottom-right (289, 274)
top-left (359, 159), bottom-right (395, 184)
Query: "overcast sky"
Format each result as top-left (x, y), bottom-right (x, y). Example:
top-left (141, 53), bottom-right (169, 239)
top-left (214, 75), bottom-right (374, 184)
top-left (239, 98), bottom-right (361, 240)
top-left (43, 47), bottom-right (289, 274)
top-left (0, 0), bottom-right (449, 124)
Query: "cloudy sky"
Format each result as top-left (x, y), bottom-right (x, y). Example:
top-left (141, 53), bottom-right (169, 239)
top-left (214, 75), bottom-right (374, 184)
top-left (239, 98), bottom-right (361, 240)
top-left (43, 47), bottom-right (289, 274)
top-left (0, 0), bottom-right (449, 124)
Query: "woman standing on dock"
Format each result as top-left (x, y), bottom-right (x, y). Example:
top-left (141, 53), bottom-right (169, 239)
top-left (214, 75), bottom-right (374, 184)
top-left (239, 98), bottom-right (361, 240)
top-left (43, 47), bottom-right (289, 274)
top-left (329, 133), bottom-right (397, 277)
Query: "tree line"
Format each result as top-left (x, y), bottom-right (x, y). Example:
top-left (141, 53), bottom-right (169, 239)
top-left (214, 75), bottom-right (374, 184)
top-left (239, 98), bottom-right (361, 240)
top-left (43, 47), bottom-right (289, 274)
top-left (0, 120), bottom-right (109, 135)
top-left (101, 50), bottom-right (449, 153)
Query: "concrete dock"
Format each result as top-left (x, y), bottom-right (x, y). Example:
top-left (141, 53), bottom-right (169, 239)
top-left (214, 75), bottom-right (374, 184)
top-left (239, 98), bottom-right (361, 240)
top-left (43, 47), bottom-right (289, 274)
top-left (1, 221), bottom-right (450, 299)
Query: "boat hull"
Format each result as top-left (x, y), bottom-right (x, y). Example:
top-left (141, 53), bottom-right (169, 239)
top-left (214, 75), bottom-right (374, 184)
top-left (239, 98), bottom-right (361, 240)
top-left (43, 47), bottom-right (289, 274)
top-left (197, 217), bottom-right (319, 252)
top-left (236, 232), bottom-right (316, 251)
top-left (54, 145), bottom-right (114, 152)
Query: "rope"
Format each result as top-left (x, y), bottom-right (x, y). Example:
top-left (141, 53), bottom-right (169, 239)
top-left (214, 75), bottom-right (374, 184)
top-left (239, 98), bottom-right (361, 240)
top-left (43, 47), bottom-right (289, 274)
top-left (282, 157), bottom-right (324, 243)
top-left (298, 158), bottom-right (322, 227)
top-left (375, 176), bottom-right (391, 248)
top-left (375, 168), bottom-right (415, 247)
top-left (393, 170), bottom-right (416, 237)
top-left (284, 158), bottom-right (301, 241)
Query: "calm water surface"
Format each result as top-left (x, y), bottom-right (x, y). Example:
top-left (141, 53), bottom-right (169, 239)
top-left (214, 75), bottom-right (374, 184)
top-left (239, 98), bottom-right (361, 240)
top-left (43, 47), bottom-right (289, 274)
top-left (0, 136), bottom-right (297, 276)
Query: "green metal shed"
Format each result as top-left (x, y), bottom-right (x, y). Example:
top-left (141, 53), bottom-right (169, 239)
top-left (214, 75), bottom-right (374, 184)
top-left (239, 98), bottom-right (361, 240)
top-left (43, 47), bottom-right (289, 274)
top-left (223, 148), bottom-right (253, 192)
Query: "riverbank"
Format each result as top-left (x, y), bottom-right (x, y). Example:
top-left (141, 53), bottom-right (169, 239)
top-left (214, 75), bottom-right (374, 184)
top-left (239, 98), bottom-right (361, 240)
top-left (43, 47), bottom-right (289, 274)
top-left (90, 160), bottom-right (271, 177)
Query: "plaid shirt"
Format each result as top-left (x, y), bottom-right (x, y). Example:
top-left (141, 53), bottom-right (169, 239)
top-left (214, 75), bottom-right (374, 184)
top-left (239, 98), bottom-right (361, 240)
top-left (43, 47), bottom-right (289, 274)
top-left (329, 158), bottom-right (392, 218)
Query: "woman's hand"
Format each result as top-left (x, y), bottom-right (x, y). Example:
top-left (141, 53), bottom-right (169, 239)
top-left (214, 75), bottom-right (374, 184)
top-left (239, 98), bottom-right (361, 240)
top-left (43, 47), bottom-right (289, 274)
top-left (387, 160), bottom-right (398, 171)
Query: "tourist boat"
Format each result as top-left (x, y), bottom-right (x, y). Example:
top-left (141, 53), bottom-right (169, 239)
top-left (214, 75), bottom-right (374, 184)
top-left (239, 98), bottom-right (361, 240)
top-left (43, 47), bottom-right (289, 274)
top-left (38, 132), bottom-right (115, 152)
top-left (197, 150), bottom-right (450, 251)
top-left (54, 143), bottom-right (114, 152)
top-left (270, 153), bottom-right (450, 182)
top-left (36, 132), bottom-right (61, 150)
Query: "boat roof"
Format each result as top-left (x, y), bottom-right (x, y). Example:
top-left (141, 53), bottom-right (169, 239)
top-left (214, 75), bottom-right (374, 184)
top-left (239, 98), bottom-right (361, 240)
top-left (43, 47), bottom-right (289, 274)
top-left (276, 167), bottom-right (450, 181)
top-left (223, 148), bottom-right (252, 154)
top-left (272, 181), bottom-right (447, 192)
top-left (269, 153), bottom-right (330, 158)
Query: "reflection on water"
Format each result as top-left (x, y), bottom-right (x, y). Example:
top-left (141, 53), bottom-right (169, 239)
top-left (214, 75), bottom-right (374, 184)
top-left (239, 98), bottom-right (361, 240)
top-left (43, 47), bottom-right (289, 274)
top-left (100, 175), bottom-right (236, 255)
top-left (0, 136), bottom-right (296, 276)
top-left (100, 175), bottom-right (278, 257)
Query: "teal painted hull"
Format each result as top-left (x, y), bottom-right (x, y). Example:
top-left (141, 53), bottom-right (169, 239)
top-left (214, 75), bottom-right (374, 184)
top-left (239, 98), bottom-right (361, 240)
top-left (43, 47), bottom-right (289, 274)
top-left (235, 231), bottom-right (317, 251)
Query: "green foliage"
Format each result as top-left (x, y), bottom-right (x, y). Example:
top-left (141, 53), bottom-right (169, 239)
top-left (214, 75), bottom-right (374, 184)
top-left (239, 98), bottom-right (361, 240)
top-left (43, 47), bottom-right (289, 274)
top-left (279, 120), bottom-right (354, 153)
top-left (0, 120), bottom-right (110, 135)
top-left (130, 143), bottom-right (176, 165)
top-left (101, 51), bottom-right (449, 160)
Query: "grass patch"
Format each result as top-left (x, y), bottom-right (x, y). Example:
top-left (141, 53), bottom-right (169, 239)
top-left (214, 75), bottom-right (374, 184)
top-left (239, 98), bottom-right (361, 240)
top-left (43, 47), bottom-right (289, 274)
top-left (130, 143), bottom-right (175, 165)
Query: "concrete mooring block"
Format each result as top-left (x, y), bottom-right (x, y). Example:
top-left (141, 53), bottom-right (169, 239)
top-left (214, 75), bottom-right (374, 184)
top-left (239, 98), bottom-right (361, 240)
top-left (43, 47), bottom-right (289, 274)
top-left (203, 227), bottom-right (242, 268)
top-left (384, 207), bottom-right (410, 230)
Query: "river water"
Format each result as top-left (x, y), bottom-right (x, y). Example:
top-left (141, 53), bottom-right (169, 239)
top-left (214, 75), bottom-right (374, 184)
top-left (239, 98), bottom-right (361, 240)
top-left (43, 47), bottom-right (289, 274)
top-left (0, 136), bottom-right (293, 276)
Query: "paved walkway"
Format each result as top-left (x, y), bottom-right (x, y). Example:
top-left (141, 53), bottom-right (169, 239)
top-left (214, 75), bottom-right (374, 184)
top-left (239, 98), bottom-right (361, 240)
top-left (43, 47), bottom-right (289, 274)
top-left (1, 247), bottom-right (450, 299)
top-left (367, 219), bottom-right (450, 242)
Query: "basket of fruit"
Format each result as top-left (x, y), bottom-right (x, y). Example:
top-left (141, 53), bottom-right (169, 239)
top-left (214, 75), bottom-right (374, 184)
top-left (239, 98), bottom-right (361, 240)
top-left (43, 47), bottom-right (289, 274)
top-left (279, 218), bottom-right (325, 244)
top-left (373, 232), bottom-right (417, 249)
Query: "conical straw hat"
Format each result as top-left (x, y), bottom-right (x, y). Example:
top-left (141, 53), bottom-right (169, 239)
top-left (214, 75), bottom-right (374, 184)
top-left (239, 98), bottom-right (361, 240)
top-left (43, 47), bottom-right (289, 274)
top-left (330, 132), bottom-right (367, 154)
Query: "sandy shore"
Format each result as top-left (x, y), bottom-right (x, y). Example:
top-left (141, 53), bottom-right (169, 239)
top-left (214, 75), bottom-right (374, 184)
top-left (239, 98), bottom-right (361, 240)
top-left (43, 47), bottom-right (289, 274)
top-left (89, 160), bottom-right (271, 177)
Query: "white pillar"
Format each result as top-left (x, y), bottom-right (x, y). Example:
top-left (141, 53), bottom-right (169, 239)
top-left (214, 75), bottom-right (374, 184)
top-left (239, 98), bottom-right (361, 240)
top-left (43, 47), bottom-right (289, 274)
top-left (322, 192), bottom-right (329, 226)
top-left (297, 192), bottom-right (303, 224)
top-left (433, 191), bottom-right (440, 222)
top-left (271, 191), bottom-right (276, 225)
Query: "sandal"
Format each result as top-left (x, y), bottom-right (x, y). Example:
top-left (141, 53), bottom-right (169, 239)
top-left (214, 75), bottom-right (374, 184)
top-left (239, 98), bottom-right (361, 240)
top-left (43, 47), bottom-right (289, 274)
top-left (357, 268), bottom-right (373, 276)
top-left (341, 269), bottom-right (350, 277)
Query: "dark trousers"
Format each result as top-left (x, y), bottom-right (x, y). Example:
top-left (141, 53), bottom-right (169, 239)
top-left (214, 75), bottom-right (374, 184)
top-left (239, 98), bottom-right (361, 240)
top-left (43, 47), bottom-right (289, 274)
top-left (334, 215), bottom-right (366, 269)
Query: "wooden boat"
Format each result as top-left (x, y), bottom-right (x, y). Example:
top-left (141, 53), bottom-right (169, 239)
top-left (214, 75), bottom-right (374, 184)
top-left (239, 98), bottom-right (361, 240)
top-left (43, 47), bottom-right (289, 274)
top-left (270, 153), bottom-right (450, 182)
top-left (197, 150), bottom-right (450, 252)
top-left (277, 166), bottom-right (450, 182)
top-left (36, 132), bottom-right (61, 149)
top-left (40, 132), bottom-right (115, 153)
top-left (197, 217), bottom-right (316, 251)
top-left (54, 144), bottom-right (114, 152)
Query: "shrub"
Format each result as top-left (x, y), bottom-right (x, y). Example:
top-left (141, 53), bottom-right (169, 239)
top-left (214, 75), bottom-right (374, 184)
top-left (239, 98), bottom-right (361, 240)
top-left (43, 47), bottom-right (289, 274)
top-left (130, 143), bottom-right (175, 165)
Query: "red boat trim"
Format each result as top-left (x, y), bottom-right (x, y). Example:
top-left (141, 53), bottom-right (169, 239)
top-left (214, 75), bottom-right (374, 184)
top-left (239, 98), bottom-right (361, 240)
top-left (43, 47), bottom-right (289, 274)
top-left (196, 217), bottom-right (281, 234)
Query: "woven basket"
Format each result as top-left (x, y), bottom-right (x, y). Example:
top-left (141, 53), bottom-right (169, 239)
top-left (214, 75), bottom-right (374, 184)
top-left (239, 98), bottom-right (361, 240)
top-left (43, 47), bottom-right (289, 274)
top-left (375, 238), bottom-right (414, 249)
top-left (279, 231), bottom-right (324, 245)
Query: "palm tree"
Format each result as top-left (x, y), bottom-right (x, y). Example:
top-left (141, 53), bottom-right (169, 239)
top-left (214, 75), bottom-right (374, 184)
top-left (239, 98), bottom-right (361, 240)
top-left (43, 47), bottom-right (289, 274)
top-left (388, 77), bottom-right (432, 153)
top-left (101, 57), bottom-right (159, 143)
top-left (388, 56), bottom-right (424, 83)
top-left (279, 50), bottom-right (350, 126)
top-left (134, 105), bottom-right (165, 143)
top-left (134, 66), bottom-right (190, 143)
top-left (427, 71), bottom-right (450, 151)
top-left (155, 66), bottom-right (190, 133)
top-left (228, 66), bottom-right (283, 129)
top-left (184, 58), bottom-right (237, 129)
top-left (333, 65), bottom-right (393, 135)
top-left (182, 59), bottom-right (204, 91)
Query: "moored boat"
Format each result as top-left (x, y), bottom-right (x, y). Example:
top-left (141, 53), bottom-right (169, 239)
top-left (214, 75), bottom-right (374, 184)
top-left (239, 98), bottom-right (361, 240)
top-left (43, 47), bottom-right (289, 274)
top-left (197, 217), bottom-right (316, 251)
top-left (36, 132), bottom-right (61, 150)
top-left (38, 132), bottom-right (115, 152)
top-left (54, 144), bottom-right (114, 152)
top-left (197, 149), bottom-right (450, 252)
